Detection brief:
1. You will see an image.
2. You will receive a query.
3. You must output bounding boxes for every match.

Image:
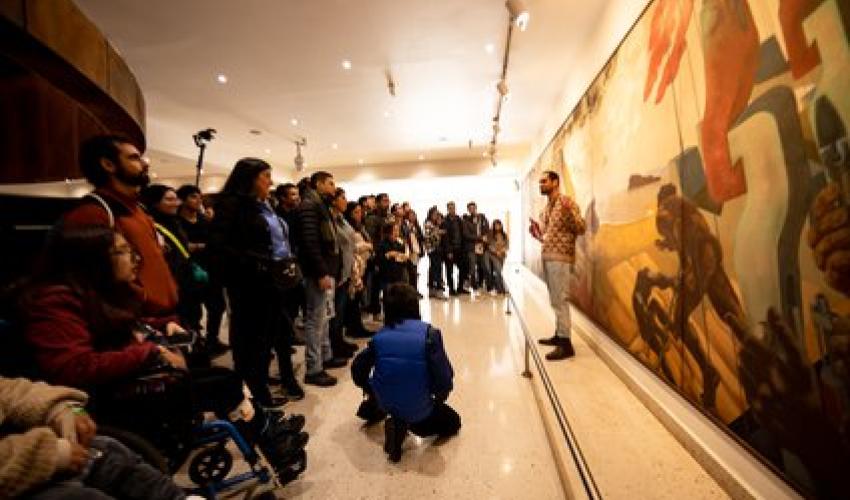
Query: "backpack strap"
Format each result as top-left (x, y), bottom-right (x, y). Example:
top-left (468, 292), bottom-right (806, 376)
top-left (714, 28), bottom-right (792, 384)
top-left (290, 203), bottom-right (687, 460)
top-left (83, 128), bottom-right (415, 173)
top-left (83, 193), bottom-right (115, 228)
top-left (154, 223), bottom-right (190, 259)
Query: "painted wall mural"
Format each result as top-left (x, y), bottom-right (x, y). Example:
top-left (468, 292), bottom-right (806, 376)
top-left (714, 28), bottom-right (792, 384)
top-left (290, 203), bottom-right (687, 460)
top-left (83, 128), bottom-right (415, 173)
top-left (521, 0), bottom-right (850, 496)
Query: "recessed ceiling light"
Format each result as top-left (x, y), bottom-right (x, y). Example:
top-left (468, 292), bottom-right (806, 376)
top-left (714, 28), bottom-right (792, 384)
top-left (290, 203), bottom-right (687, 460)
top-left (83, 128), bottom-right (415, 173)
top-left (484, 43), bottom-right (495, 53)
top-left (341, 59), bottom-right (352, 70)
top-left (216, 74), bottom-right (228, 84)
top-left (331, 143), bottom-right (339, 150)
top-left (290, 118), bottom-right (299, 126)
top-left (358, 159), bottom-right (364, 165)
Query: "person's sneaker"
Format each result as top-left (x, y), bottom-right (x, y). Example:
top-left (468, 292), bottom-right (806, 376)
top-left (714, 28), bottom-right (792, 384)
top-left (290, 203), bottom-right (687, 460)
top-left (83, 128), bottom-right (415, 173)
top-left (538, 334), bottom-right (561, 346)
top-left (384, 417), bottom-right (407, 463)
top-left (356, 397), bottom-right (387, 425)
top-left (304, 371), bottom-right (337, 387)
top-left (260, 431), bottom-right (309, 471)
top-left (284, 382), bottom-right (305, 401)
top-left (324, 357), bottom-right (348, 369)
top-left (545, 339), bottom-right (576, 361)
top-left (489, 289), bottom-right (498, 297)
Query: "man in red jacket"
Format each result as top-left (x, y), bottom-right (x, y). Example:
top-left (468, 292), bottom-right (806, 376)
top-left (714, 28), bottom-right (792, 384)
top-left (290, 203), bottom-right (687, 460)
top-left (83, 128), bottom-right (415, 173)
top-left (64, 135), bottom-right (178, 317)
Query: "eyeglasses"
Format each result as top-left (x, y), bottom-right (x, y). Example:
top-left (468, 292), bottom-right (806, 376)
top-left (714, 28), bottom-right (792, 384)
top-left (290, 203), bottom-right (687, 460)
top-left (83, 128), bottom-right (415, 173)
top-left (111, 246), bottom-right (141, 262)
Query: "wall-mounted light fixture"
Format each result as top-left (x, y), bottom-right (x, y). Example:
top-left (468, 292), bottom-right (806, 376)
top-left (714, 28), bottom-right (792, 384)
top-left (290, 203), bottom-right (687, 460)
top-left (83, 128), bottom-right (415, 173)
top-left (487, 1), bottom-right (530, 166)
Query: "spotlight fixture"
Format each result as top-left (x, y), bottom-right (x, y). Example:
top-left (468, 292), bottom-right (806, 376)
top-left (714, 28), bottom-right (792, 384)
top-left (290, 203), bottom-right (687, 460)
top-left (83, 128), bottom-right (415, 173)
top-left (293, 137), bottom-right (307, 172)
top-left (506, 0), bottom-right (530, 31)
top-left (216, 73), bottom-right (228, 84)
top-left (290, 118), bottom-right (299, 126)
top-left (341, 59), bottom-right (352, 70)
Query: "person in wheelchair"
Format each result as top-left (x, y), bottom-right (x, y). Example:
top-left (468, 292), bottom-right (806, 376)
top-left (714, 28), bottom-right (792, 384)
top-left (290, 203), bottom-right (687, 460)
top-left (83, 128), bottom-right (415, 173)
top-left (0, 375), bottom-right (190, 500)
top-left (17, 225), bottom-right (308, 476)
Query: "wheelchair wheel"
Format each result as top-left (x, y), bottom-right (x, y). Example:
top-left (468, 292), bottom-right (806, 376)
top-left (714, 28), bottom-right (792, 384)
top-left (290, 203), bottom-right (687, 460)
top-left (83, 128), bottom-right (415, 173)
top-left (97, 425), bottom-right (169, 474)
top-left (189, 444), bottom-right (234, 486)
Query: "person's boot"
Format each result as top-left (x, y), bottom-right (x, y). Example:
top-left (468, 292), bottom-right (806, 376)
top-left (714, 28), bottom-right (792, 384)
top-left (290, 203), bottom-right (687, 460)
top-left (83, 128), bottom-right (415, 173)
top-left (545, 338), bottom-right (575, 361)
top-left (384, 417), bottom-right (407, 463)
top-left (538, 334), bottom-right (561, 346)
top-left (304, 370), bottom-right (337, 387)
top-left (356, 396), bottom-right (387, 425)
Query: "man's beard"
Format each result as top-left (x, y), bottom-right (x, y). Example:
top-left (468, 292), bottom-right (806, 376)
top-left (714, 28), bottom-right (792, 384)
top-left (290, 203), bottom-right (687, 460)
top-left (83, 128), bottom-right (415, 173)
top-left (116, 164), bottom-right (150, 187)
top-left (540, 186), bottom-right (550, 195)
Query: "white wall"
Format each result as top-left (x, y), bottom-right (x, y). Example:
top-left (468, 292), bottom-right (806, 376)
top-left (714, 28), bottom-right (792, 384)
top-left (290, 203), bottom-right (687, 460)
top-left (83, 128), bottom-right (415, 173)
top-left (339, 174), bottom-right (523, 263)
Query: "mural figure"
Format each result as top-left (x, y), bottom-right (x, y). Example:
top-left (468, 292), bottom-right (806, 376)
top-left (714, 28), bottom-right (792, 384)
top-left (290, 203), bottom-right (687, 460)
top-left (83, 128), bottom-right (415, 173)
top-left (633, 184), bottom-right (748, 409)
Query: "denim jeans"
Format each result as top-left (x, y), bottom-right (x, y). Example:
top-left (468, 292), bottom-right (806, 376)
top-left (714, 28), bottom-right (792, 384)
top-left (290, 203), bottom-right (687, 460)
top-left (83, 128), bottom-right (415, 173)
top-left (467, 251), bottom-right (491, 289)
top-left (543, 260), bottom-right (572, 338)
top-left (304, 277), bottom-right (334, 375)
top-left (428, 252), bottom-right (443, 289)
top-left (27, 436), bottom-right (185, 500)
top-left (487, 253), bottom-right (505, 293)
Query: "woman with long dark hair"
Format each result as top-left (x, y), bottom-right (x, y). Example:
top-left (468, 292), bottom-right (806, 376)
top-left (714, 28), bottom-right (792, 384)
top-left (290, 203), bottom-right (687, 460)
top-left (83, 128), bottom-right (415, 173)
top-left (140, 184), bottom-right (204, 330)
top-left (344, 201), bottom-right (374, 338)
top-left (20, 225), bottom-right (308, 472)
top-left (209, 158), bottom-right (305, 404)
top-left (487, 219), bottom-right (509, 294)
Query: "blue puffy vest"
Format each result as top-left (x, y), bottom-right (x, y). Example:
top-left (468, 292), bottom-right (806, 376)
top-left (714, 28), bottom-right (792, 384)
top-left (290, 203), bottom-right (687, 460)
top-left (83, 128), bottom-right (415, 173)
top-left (369, 319), bottom-right (437, 423)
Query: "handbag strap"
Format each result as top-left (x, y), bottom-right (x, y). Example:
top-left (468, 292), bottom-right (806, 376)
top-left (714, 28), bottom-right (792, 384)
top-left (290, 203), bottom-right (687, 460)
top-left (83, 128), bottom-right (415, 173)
top-left (154, 223), bottom-right (190, 259)
top-left (84, 193), bottom-right (115, 228)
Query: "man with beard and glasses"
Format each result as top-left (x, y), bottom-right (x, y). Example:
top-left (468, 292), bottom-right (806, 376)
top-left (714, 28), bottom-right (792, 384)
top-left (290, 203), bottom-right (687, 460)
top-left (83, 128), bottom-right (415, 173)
top-left (64, 135), bottom-right (178, 318)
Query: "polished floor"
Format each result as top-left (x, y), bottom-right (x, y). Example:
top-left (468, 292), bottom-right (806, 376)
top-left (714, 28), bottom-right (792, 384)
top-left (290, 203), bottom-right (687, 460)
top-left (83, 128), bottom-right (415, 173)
top-left (279, 292), bottom-right (565, 499)
top-left (196, 264), bottom-right (730, 499)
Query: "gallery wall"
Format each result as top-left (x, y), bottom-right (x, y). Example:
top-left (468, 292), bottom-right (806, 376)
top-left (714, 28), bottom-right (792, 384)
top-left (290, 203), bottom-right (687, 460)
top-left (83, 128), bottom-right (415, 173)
top-left (521, 0), bottom-right (850, 497)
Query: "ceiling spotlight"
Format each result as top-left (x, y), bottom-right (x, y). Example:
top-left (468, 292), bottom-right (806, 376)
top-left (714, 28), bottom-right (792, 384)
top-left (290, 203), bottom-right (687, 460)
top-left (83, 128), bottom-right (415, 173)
top-left (293, 137), bottom-right (306, 172)
top-left (216, 73), bottom-right (228, 84)
top-left (341, 59), bottom-right (352, 70)
top-left (484, 43), bottom-right (495, 54)
top-left (290, 118), bottom-right (299, 126)
top-left (506, 0), bottom-right (530, 31)
top-left (331, 143), bottom-right (339, 150)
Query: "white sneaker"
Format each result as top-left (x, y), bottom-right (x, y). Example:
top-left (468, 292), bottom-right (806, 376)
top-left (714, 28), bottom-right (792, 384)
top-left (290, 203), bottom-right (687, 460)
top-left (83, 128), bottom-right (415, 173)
top-left (489, 289), bottom-right (498, 297)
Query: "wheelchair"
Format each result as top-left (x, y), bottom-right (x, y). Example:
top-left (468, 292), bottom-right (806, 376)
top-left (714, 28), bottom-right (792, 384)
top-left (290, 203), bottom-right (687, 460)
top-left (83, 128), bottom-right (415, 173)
top-left (0, 317), bottom-right (307, 500)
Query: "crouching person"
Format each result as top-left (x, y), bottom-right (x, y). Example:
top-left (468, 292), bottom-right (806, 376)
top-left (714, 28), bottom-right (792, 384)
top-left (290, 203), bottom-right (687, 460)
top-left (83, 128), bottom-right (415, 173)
top-left (351, 283), bottom-right (461, 462)
top-left (0, 376), bottom-right (186, 500)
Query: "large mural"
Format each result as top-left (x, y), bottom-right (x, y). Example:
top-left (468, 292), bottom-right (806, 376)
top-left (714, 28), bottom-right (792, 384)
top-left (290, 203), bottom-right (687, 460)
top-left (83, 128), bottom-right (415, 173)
top-left (521, 0), bottom-right (850, 496)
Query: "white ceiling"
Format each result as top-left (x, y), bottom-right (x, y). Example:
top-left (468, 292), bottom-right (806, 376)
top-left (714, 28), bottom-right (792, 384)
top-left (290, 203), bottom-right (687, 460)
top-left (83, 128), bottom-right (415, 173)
top-left (75, 0), bottom-right (612, 178)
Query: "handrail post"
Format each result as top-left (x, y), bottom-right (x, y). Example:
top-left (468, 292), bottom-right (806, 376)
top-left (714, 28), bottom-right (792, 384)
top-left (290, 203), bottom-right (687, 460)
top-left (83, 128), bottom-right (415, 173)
top-left (522, 339), bottom-right (532, 378)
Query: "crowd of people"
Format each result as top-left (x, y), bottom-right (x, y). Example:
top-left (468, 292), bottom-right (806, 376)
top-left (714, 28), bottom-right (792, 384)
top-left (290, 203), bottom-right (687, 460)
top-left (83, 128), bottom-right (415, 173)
top-left (0, 134), bottom-right (484, 497)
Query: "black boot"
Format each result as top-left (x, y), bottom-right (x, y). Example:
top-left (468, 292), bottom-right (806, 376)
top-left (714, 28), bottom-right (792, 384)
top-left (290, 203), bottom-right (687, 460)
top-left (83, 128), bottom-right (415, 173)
top-left (384, 417), bottom-right (408, 463)
top-left (545, 338), bottom-right (575, 361)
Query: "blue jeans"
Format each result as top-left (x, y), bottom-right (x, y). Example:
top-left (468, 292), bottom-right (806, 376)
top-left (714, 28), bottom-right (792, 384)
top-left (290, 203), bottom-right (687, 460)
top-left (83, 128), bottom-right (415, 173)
top-left (26, 436), bottom-right (184, 500)
top-left (487, 253), bottom-right (505, 293)
top-left (304, 277), bottom-right (334, 375)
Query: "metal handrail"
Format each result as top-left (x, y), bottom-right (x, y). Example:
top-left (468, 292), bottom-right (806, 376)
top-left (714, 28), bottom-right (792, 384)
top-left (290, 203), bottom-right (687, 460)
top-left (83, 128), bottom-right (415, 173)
top-left (504, 276), bottom-right (603, 500)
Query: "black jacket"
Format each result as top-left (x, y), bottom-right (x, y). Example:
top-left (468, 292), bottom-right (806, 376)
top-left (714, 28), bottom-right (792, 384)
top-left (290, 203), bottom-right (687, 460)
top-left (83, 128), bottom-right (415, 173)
top-left (297, 188), bottom-right (341, 280)
top-left (461, 213), bottom-right (489, 251)
top-left (209, 194), bottom-right (283, 287)
top-left (442, 214), bottom-right (463, 250)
